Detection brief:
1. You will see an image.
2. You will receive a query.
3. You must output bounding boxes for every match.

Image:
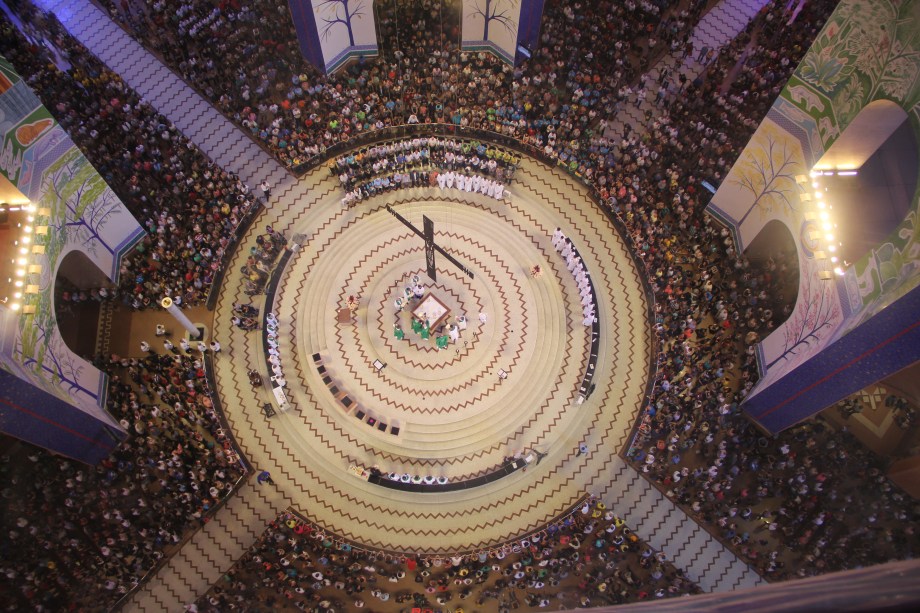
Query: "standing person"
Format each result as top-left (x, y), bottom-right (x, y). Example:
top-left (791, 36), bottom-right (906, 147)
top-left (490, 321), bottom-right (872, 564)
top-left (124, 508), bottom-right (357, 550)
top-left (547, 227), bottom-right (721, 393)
top-left (163, 339), bottom-right (178, 354)
top-left (260, 179), bottom-right (272, 200)
top-left (552, 228), bottom-right (565, 251)
top-left (210, 341), bottom-right (221, 354)
top-left (140, 340), bottom-right (153, 354)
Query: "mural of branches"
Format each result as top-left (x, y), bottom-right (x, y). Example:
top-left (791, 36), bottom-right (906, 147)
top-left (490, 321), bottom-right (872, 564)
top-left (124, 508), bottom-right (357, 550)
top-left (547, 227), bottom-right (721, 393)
top-left (765, 270), bottom-right (840, 371)
top-left (468, 0), bottom-right (519, 40)
top-left (730, 132), bottom-right (800, 228)
top-left (318, 0), bottom-right (366, 46)
top-left (42, 150), bottom-right (117, 258)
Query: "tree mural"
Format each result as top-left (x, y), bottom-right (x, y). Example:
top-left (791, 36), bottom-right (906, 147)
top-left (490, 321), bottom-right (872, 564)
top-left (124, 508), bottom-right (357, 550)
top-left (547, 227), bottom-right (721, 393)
top-left (730, 132), bottom-right (800, 228)
top-left (44, 153), bottom-right (119, 258)
top-left (7, 144), bottom-right (117, 408)
top-left (468, 0), bottom-right (519, 40)
top-left (765, 270), bottom-right (840, 370)
top-left (18, 319), bottom-right (92, 397)
top-left (318, 0), bottom-right (366, 47)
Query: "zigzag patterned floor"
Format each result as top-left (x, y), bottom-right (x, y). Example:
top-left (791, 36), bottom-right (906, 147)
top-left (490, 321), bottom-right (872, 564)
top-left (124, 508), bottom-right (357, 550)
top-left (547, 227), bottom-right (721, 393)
top-left (30, 0), bottom-right (767, 609)
top-left (214, 156), bottom-right (651, 553)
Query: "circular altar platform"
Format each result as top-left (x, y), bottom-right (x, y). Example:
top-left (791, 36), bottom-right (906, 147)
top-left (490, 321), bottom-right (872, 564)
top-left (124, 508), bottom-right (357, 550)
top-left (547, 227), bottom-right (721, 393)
top-left (212, 151), bottom-right (652, 555)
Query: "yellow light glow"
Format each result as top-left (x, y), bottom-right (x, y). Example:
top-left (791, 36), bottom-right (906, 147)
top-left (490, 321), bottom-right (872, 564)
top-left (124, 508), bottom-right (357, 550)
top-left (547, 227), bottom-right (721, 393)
top-left (22, 237), bottom-right (30, 244)
top-left (826, 234), bottom-right (834, 241)
top-left (18, 248), bottom-right (27, 254)
top-left (10, 303), bottom-right (20, 311)
top-left (14, 281), bottom-right (22, 288)
top-left (829, 245), bottom-right (836, 252)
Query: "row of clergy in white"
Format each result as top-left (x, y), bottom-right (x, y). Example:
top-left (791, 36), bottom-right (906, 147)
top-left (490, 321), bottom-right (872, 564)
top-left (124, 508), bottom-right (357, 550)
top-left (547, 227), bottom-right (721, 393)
top-left (435, 170), bottom-right (507, 199)
top-left (552, 228), bottom-right (596, 326)
top-left (265, 312), bottom-right (288, 386)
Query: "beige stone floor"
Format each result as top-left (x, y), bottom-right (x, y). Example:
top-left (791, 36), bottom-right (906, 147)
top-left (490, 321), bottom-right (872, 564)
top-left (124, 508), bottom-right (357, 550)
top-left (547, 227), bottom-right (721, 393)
top-left (210, 157), bottom-right (651, 554)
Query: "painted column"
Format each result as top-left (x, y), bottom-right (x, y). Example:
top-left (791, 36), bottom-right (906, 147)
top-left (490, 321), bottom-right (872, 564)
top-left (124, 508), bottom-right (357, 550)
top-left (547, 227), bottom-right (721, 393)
top-left (460, 0), bottom-right (544, 65)
top-left (743, 284), bottom-right (920, 432)
top-left (0, 56), bottom-right (145, 463)
top-left (287, 0), bottom-right (378, 74)
top-left (705, 0), bottom-right (920, 433)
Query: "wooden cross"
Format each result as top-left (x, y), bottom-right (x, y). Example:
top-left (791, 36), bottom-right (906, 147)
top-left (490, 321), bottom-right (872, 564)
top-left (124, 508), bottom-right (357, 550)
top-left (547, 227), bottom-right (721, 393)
top-left (385, 205), bottom-right (474, 282)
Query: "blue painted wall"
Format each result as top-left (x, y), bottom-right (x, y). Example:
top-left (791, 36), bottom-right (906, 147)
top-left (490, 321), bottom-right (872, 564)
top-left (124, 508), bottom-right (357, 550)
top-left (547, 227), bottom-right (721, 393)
top-left (288, 0), bottom-right (326, 73)
top-left (0, 368), bottom-right (124, 464)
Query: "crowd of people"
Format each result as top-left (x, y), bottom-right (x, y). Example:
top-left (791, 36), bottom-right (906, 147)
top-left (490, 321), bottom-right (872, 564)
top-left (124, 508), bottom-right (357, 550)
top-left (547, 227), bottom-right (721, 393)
top-left (334, 136), bottom-right (517, 206)
top-left (0, 0), bottom-right (916, 608)
top-left (0, 3), bottom-right (259, 311)
top-left (0, 352), bottom-right (246, 611)
top-left (103, 0), bottom-right (710, 170)
top-left (192, 498), bottom-right (700, 611)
